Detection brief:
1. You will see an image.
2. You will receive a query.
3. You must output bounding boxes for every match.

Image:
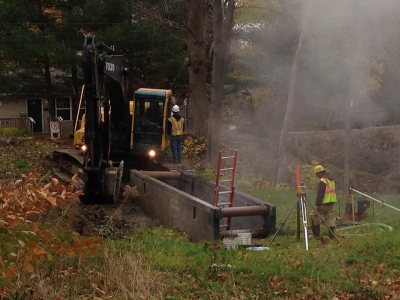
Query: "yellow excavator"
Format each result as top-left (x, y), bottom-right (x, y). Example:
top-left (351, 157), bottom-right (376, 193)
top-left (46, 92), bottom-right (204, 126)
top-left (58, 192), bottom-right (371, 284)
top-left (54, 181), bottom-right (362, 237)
top-left (56, 34), bottom-right (174, 203)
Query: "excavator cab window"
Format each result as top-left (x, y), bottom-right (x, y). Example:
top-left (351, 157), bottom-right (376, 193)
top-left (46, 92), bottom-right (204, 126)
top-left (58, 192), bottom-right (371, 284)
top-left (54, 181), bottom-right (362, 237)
top-left (145, 101), bottom-right (163, 125)
top-left (134, 97), bottom-right (164, 145)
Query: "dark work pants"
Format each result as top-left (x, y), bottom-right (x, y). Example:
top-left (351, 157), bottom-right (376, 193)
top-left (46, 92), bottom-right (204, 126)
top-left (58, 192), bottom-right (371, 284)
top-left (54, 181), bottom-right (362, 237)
top-left (170, 135), bottom-right (183, 163)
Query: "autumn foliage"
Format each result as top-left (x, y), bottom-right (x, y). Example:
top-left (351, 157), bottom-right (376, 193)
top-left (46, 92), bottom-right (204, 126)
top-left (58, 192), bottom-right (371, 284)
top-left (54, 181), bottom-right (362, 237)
top-left (0, 174), bottom-right (79, 228)
top-left (0, 173), bottom-right (102, 298)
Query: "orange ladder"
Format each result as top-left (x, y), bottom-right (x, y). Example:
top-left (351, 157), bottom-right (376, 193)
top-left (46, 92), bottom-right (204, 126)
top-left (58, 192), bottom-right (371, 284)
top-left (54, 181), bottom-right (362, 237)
top-left (213, 150), bottom-right (238, 230)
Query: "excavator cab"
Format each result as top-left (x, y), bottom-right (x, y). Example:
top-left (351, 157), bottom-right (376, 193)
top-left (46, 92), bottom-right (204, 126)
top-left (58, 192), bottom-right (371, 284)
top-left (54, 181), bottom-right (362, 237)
top-left (73, 87), bottom-right (174, 159)
top-left (130, 88), bottom-right (172, 159)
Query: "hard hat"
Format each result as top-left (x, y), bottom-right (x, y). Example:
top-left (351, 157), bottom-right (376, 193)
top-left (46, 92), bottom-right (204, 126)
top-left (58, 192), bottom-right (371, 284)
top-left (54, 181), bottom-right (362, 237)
top-left (172, 105), bottom-right (180, 113)
top-left (314, 164), bottom-right (326, 174)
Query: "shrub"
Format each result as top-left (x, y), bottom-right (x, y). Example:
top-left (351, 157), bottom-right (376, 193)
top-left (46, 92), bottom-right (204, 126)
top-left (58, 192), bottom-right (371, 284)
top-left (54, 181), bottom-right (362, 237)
top-left (183, 135), bottom-right (207, 161)
top-left (0, 128), bottom-right (28, 137)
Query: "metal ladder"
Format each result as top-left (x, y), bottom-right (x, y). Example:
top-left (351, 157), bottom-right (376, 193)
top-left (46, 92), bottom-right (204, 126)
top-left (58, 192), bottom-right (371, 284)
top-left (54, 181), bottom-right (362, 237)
top-left (213, 150), bottom-right (238, 230)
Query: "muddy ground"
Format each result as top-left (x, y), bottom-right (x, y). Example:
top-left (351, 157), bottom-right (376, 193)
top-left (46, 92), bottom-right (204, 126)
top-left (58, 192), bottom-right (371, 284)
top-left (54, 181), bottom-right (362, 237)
top-left (71, 187), bottom-right (159, 238)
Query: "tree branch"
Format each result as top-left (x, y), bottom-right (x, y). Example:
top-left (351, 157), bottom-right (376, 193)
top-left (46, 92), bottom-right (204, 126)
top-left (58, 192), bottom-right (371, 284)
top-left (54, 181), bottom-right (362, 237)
top-left (130, 2), bottom-right (188, 42)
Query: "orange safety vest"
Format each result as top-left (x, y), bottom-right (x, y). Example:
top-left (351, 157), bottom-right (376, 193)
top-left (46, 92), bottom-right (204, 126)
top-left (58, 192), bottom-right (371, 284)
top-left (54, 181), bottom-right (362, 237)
top-left (320, 177), bottom-right (337, 204)
top-left (168, 117), bottom-right (184, 136)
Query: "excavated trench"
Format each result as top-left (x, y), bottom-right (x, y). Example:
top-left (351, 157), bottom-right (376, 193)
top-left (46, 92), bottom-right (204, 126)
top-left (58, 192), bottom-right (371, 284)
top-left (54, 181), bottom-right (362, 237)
top-left (51, 148), bottom-right (276, 241)
top-left (130, 170), bottom-right (276, 241)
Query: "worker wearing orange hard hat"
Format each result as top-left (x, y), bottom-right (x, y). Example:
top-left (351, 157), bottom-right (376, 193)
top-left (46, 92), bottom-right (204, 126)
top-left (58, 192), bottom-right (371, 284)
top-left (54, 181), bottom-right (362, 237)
top-left (310, 164), bottom-right (337, 239)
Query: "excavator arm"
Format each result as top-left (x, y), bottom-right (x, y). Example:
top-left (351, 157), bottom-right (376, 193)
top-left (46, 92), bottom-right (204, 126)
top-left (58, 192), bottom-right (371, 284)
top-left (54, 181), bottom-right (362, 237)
top-left (80, 34), bottom-right (128, 203)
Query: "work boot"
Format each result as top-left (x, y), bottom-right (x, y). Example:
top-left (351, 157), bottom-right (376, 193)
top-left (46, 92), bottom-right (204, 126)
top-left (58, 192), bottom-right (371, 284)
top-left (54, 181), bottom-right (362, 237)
top-left (311, 225), bottom-right (320, 238)
top-left (328, 227), bottom-right (335, 239)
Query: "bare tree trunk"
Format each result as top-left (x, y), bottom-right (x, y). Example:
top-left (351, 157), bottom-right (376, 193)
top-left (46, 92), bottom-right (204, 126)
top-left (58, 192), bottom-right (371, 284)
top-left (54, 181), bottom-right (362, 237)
top-left (343, 97), bottom-right (353, 217)
top-left (344, 98), bottom-right (352, 192)
top-left (186, 0), bottom-right (208, 137)
top-left (276, 6), bottom-right (309, 184)
top-left (209, 0), bottom-right (235, 163)
top-left (43, 54), bottom-right (55, 121)
top-left (37, 1), bottom-right (55, 121)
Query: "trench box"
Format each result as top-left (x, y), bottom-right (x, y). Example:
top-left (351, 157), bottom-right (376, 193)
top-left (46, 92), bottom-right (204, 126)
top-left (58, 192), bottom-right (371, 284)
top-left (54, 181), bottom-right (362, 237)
top-left (130, 170), bottom-right (276, 241)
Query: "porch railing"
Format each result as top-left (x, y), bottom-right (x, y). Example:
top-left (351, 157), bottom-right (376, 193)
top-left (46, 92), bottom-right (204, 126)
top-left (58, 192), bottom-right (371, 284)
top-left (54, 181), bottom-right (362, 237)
top-left (0, 118), bottom-right (33, 134)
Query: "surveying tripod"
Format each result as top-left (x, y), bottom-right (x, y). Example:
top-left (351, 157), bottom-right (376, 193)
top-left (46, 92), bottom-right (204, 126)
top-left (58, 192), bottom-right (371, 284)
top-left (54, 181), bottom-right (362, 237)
top-left (269, 184), bottom-right (310, 250)
top-left (268, 181), bottom-right (339, 251)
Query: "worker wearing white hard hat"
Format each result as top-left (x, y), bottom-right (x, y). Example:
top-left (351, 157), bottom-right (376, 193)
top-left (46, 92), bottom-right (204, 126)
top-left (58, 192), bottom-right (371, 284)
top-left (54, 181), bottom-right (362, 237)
top-left (167, 104), bottom-right (185, 164)
top-left (172, 105), bottom-right (180, 113)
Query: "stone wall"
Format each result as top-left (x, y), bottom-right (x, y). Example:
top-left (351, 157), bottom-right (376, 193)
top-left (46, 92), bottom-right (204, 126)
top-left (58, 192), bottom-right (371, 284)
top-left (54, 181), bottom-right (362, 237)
top-left (287, 126), bottom-right (400, 193)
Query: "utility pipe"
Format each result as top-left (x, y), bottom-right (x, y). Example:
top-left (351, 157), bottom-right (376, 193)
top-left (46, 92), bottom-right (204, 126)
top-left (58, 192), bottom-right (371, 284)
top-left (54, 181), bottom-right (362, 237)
top-left (139, 170), bottom-right (181, 179)
top-left (219, 206), bottom-right (268, 218)
top-left (350, 187), bottom-right (400, 213)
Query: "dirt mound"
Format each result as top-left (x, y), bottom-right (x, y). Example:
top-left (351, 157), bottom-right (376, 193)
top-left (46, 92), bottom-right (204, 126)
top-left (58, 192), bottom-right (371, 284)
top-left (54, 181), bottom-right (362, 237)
top-left (71, 188), bottom-right (159, 238)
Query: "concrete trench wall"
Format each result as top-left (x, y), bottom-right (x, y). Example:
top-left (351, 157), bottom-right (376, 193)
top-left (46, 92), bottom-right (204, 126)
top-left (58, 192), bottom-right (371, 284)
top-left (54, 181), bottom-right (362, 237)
top-left (176, 173), bottom-right (276, 235)
top-left (130, 170), bottom-right (276, 241)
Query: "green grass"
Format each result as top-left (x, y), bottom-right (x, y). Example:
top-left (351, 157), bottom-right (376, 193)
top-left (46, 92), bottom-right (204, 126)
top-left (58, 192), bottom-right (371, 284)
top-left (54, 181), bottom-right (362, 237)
top-left (0, 138), bottom-right (54, 176)
top-left (1, 168), bottom-right (400, 299)
top-left (362, 194), bottom-right (400, 228)
top-left (110, 226), bottom-right (400, 299)
top-left (0, 157), bottom-right (30, 175)
top-left (2, 206), bottom-right (399, 299)
top-left (238, 181), bottom-right (400, 230)
top-left (14, 158), bottom-right (29, 171)
top-left (4, 223), bottom-right (398, 299)
top-left (131, 179), bottom-right (399, 298)
top-left (0, 128), bottom-right (28, 137)
top-left (238, 182), bottom-right (316, 231)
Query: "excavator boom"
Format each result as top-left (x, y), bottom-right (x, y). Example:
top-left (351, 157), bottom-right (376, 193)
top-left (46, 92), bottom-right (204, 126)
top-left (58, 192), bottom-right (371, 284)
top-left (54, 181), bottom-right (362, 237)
top-left (80, 34), bottom-right (128, 203)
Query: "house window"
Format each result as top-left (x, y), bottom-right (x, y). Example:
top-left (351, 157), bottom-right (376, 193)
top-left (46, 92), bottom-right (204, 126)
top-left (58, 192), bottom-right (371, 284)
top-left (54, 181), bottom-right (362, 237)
top-left (55, 97), bottom-right (71, 121)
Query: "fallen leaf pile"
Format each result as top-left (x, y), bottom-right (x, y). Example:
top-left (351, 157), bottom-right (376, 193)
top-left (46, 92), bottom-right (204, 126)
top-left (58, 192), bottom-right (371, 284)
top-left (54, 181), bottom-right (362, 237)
top-left (0, 173), bottom-right (81, 228)
top-left (0, 173), bottom-right (103, 298)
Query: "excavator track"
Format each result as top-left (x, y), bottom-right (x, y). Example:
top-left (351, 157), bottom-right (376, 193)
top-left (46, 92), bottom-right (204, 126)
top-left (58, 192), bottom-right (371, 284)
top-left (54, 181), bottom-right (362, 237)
top-left (52, 148), bottom-right (84, 183)
top-left (51, 147), bottom-right (170, 192)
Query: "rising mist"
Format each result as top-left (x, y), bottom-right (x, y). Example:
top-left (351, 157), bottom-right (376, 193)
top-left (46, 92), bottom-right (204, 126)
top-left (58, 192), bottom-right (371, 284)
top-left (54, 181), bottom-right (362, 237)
top-left (227, 0), bottom-right (400, 186)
